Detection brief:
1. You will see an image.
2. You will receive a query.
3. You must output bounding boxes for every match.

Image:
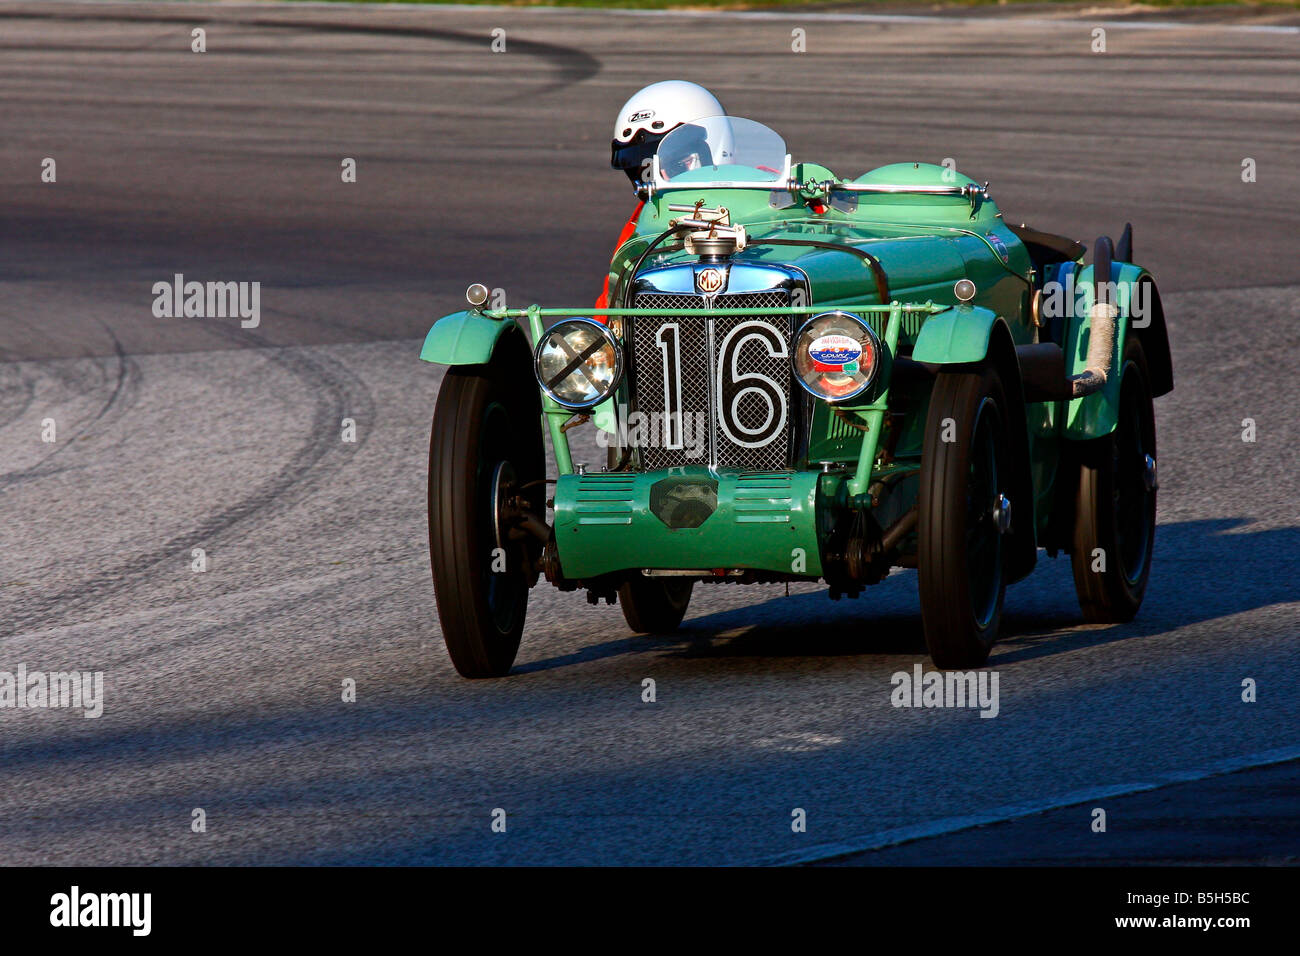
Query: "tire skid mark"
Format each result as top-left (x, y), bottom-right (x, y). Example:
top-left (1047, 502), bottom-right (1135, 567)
top-left (100, 561), bottom-right (406, 675)
top-left (3, 550), bottom-right (428, 680)
top-left (0, 365), bottom-right (37, 432)
top-left (0, 8), bottom-right (600, 93)
top-left (6, 323), bottom-right (376, 636)
top-left (79, 571), bottom-right (348, 679)
top-left (0, 320), bottom-right (141, 491)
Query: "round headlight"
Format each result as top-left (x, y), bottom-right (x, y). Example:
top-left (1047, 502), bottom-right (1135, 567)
top-left (793, 311), bottom-right (882, 402)
top-left (534, 318), bottom-right (624, 409)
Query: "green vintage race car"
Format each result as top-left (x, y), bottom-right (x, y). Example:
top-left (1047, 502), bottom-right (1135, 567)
top-left (422, 117), bottom-right (1172, 677)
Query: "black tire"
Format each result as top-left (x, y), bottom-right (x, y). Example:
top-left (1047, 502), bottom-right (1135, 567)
top-left (428, 351), bottom-right (544, 678)
top-left (917, 364), bottom-right (1012, 668)
top-left (617, 576), bottom-right (693, 633)
top-left (1070, 336), bottom-right (1157, 622)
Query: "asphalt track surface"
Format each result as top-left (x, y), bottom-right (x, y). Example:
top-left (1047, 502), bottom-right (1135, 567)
top-left (1, 1), bottom-right (1297, 866)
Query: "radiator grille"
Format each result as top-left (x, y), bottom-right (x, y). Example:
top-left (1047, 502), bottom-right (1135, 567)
top-left (715, 291), bottom-right (790, 311)
top-left (629, 290), bottom-right (796, 471)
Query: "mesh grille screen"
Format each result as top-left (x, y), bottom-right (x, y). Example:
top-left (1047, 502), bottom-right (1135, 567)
top-left (715, 291), bottom-right (790, 311)
top-left (628, 304), bottom-right (711, 470)
top-left (629, 290), bottom-right (794, 471)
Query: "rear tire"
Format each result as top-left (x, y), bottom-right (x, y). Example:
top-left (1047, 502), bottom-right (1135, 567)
top-left (618, 576), bottom-right (693, 633)
top-left (428, 352), bottom-right (544, 678)
top-left (917, 364), bottom-right (1012, 669)
top-left (1070, 336), bottom-right (1157, 622)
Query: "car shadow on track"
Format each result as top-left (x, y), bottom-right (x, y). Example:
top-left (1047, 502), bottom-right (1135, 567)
top-left (510, 609), bottom-right (927, 674)
top-left (992, 517), bottom-right (1300, 665)
top-left (673, 614), bottom-right (928, 659)
top-left (510, 635), bottom-right (663, 675)
top-left (518, 517), bottom-right (1297, 672)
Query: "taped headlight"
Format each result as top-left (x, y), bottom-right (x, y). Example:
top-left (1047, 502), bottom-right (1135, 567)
top-left (794, 311), bottom-right (882, 402)
top-left (534, 318), bottom-right (624, 409)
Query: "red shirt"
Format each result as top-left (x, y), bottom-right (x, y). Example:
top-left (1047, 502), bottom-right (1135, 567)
top-left (593, 201), bottom-right (644, 322)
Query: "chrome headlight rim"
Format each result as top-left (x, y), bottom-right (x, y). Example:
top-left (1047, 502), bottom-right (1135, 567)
top-left (793, 310), bottom-right (883, 403)
top-left (533, 317), bottom-right (625, 410)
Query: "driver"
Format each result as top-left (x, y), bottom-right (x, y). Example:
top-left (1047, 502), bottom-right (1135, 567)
top-left (595, 81), bottom-right (727, 320)
top-left (656, 123), bottom-right (714, 179)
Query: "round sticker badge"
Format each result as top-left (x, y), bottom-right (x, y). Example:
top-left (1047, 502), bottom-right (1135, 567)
top-left (808, 333), bottom-right (862, 374)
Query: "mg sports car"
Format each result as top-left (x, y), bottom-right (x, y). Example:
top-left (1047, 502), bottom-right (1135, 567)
top-left (421, 116), bottom-right (1172, 677)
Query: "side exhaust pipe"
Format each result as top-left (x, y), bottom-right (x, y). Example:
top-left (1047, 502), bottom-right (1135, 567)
top-left (1069, 236), bottom-right (1118, 398)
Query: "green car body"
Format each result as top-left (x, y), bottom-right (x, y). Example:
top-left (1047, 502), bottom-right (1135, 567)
top-left (422, 146), bottom-right (1172, 675)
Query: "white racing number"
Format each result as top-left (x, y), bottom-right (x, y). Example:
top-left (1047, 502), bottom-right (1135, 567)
top-left (715, 320), bottom-right (788, 448)
top-left (656, 323), bottom-right (684, 449)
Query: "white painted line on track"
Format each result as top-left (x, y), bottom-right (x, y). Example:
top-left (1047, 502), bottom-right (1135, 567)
top-left (752, 744), bottom-right (1300, 866)
top-left (18, 0), bottom-right (1300, 36)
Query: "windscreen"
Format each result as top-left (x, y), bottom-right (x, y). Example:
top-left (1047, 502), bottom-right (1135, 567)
top-left (655, 116), bottom-right (787, 186)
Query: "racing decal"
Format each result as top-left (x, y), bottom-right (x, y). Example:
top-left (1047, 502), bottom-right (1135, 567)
top-left (808, 333), bottom-right (862, 374)
top-left (696, 268), bottom-right (724, 294)
top-left (987, 233), bottom-right (1010, 263)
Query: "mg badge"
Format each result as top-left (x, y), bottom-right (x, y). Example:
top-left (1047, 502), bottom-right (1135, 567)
top-left (697, 268), bottom-right (724, 294)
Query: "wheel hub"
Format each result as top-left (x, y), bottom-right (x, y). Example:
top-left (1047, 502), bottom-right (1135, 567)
top-left (992, 493), bottom-right (1012, 535)
top-left (490, 460), bottom-right (517, 553)
top-left (1142, 453), bottom-right (1158, 491)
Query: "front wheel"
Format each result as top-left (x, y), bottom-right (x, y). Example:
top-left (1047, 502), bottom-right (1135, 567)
top-left (428, 350), bottom-right (544, 678)
top-left (917, 364), bottom-right (1013, 669)
top-left (1070, 336), bottom-right (1157, 622)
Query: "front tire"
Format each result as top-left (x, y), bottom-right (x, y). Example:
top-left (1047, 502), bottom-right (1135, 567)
top-left (917, 364), bottom-right (1012, 668)
top-left (428, 351), bottom-right (544, 678)
top-left (1070, 336), bottom-right (1157, 622)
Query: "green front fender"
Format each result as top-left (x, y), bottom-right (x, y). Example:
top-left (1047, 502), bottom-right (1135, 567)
top-left (420, 309), bottom-right (619, 435)
top-left (910, 305), bottom-right (1002, 364)
top-left (420, 310), bottom-right (518, 365)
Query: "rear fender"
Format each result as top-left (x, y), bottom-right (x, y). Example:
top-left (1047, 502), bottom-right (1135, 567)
top-left (1063, 264), bottom-right (1171, 440)
top-left (1133, 275), bottom-right (1173, 397)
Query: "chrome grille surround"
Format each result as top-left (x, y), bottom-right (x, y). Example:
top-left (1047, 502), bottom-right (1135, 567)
top-left (625, 262), bottom-right (809, 471)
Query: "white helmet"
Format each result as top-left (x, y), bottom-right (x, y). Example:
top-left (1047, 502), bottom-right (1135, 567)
top-left (610, 80), bottom-right (725, 185)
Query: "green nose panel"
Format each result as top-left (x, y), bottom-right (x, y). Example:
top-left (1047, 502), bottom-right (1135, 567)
top-left (553, 467), bottom-right (824, 579)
